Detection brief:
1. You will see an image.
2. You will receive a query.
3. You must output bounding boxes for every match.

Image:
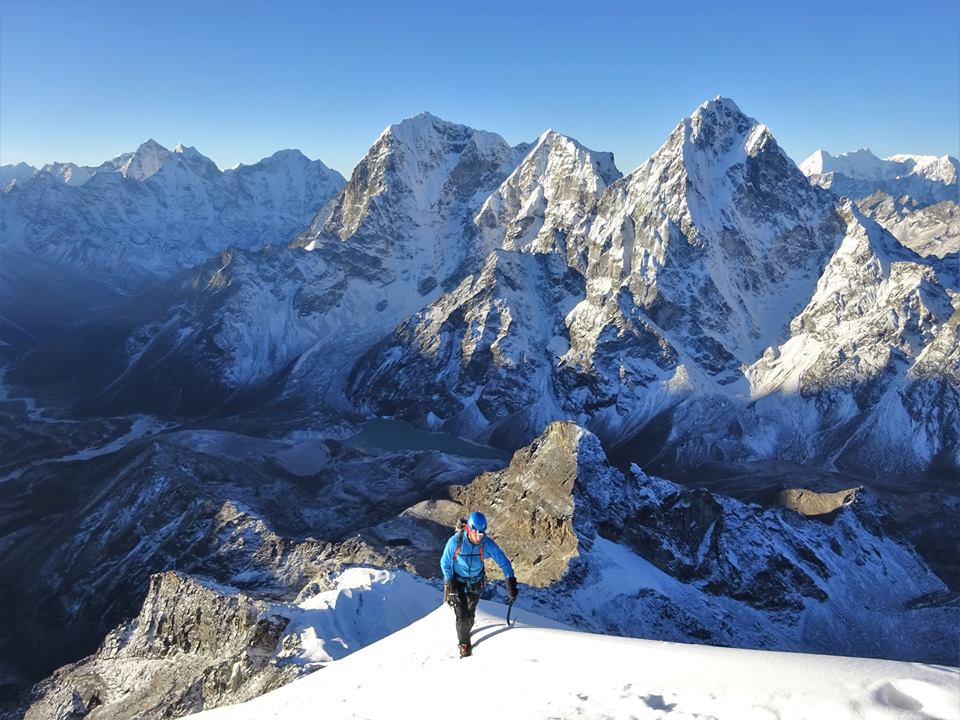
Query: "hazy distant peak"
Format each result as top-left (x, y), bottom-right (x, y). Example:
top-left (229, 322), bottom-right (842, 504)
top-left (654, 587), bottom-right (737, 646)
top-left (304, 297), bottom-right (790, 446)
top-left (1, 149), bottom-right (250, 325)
top-left (119, 139), bottom-right (174, 180)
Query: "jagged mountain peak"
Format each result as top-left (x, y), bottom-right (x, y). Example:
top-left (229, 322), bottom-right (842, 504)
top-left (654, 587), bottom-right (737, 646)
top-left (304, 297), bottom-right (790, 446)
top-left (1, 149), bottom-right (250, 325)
top-left (298, 111), bottom-right (523, 290)
top-left (584, 97), bottom-right (839, 369)
top-left (839, 198), bottom-right (924, 261)
top-left (472, 128), bottom-right (620, 262)
top-left (135, 137), bottom-right (168, 153)
top-left (376, 111), bottom-right (507, 154)
top-left (528, 129), bottom-right (620, 177)
top-left (691, 95), bottom-right (749, 122)
top-left (619, 96), bottom-right (785, 188)
top-left (118, 138), bottom-right (174, 180)
top-left (173, 143), bottom-right (213, 162)
top-left (687, 96), bottom-right (755, 149)
top-left (0, 161), bottom-right (39, 190)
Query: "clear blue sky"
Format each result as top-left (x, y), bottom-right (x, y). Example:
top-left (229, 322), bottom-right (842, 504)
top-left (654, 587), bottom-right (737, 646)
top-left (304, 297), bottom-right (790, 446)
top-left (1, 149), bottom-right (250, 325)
top-left (1, 0), bottom-right (957, 176)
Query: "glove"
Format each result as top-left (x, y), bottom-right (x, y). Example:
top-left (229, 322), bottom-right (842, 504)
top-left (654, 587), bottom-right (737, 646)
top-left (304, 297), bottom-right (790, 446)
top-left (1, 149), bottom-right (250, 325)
top-left (506, 576), bottom-right (518, 601)
top-left (444, 580), bottom-right (460, 607)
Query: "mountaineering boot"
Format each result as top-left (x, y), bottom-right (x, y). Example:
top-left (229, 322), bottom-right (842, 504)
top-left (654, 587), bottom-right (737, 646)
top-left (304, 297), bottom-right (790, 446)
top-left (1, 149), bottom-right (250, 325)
top-left (459, 643), bottom-right (471, 658)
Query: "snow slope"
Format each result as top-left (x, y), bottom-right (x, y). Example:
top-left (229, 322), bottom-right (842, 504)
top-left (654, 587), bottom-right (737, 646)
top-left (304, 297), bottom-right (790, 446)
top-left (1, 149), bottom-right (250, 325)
top-left (190, 590), bottom-right (959, 720)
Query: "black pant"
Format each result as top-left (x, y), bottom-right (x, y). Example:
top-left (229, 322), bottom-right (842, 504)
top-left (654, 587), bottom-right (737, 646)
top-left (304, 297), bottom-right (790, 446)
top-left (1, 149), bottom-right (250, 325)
top-left (450, 579), bottom-right (483, 645)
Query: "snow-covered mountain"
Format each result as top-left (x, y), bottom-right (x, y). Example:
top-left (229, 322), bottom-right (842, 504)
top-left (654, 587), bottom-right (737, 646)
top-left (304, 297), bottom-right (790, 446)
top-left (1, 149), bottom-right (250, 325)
top-left (0, 162), bottom-right (40, 190)
top-left (4, 99), bottom-right (958, 720)
top-left (7, 115), bottom-right (536, 414)
top-left (10, 100), bottom-right (956, 476)
top-left (27, 567), bottom-right (960, 720)
top-left (473, 129), bottom-right (621, 265)
top-left (296, 112), bottom-right (528, 289)
top-left (427, 422), bottom-right (957, 663)
top-left (347, 99), bottom-right (958, 477)
top-left (800, 148), bottom-right (958, 206)
top-left (0, 415), bottom-right (500, 704)
top-left (799, 148), bottom-right (959, 261)
top-left (856, 191), bottom-right (959, 258)
top-left (0, 141), bottom-right (345, 292)
top-left (23, 569), bottom-right (441, 720)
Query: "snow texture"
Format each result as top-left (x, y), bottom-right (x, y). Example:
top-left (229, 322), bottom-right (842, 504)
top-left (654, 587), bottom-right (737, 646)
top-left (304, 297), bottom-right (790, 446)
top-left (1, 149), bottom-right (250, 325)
top-left (189, 569), bottom-right (959, 720)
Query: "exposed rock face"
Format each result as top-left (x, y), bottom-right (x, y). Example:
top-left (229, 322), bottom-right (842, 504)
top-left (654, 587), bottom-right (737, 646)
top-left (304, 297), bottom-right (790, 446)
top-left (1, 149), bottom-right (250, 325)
top-left (0, 439), bottom-right (322, 688)
top-left (4, 102), bottom-right (959, 719)
top-left (0, 428), bottom-right (496, 694)
top-left (24, 572), bottom-right (300, 720)
top-left (427, 422), bottom-right (957, 663)
top-left (348, 250), bottom-right (586, 447)
top-left (739, 203), bottom-right (959, 476)
top-left (296, 112), bottom-right (528, 292)
top-left (448, 422), bottom-right (613, 585)
top-left (777, 486), bottom-right (862, 517)
top-left (345, 101), bottom-right (957, 477)
top-left (7, 116), bottom-right (532, 418)
top-left (473, 130), bottom-right (621, 268)
top-left (584, 98), bottom-right (842, 373)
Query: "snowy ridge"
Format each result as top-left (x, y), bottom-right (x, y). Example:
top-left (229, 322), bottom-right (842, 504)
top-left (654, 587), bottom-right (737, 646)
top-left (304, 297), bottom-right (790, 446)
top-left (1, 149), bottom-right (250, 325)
top-left (348, 250), bottom-right (587, 445)
top-left (188, 593), bottom-right (959, 720)
top-left (736, 202), bottom-right (958, 473)
top-left (856, 192), bottom-right (960, 258)
top-left (433, 422), bottom-right (957, 663)
top-left (348, 97), bottom-right (862, 450)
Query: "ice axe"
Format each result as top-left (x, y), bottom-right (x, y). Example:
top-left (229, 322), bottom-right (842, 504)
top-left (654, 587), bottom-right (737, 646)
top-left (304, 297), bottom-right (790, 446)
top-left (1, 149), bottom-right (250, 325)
top-left (506, 597), bottom-right (516, 627)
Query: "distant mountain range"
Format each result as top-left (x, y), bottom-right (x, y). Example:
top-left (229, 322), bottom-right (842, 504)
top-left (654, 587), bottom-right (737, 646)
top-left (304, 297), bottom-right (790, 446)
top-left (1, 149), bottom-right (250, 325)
top-left (0, 141), bottom-right (345, 292)
top-left (1, 98), bottom-right (957, 720)
top-left (2, 100), bottom-right (957, 473)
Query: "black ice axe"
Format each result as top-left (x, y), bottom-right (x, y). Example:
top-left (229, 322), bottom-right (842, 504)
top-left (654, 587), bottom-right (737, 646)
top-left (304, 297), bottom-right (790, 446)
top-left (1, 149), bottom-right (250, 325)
top-left (505, 597), bottom-right (516, 627)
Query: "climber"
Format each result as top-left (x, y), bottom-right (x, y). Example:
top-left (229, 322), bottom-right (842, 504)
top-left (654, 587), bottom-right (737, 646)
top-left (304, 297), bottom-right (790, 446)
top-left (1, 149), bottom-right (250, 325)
top-left (440, 511), bottom-right (518, 658)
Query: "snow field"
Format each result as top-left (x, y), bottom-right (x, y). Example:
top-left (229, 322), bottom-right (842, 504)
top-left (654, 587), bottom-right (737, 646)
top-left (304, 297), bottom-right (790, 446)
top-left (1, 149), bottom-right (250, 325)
top-left (189, 596), bottom-right (958, 720)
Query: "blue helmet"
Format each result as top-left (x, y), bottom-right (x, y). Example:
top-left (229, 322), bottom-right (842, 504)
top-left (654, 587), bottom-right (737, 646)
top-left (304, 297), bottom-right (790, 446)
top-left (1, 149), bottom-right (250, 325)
top-left (467, 511), bottom-right (487, 533)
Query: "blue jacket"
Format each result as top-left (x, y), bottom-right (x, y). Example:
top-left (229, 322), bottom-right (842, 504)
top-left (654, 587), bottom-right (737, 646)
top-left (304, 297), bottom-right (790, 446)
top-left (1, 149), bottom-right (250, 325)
top-left (440, 531), bottom-right (514, 585)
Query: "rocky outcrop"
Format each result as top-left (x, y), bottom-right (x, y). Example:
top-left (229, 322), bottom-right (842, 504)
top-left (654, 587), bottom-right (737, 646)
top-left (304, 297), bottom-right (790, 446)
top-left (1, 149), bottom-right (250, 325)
top-left (448, 422), bottom-right (613, 585)
top-left (0, 419), bottom-right (499, 708)
top-left (400, 423), bottom-right (957, 663)
top-left (777, 487), bottom-right (862, 517)
top-left (24, 572), bottom-right (300, 720)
